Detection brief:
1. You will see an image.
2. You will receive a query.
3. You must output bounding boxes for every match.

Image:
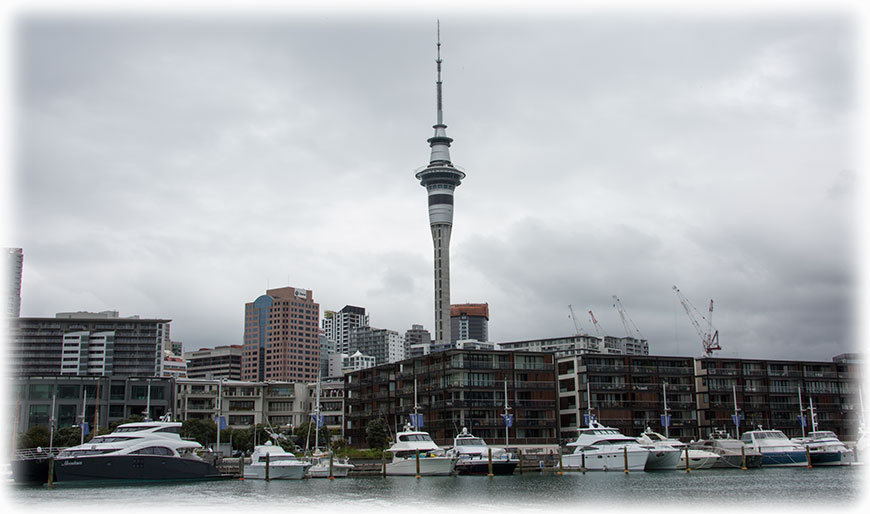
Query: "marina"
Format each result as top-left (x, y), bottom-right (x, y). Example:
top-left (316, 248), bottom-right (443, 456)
top-left (7, 466), bottom-right (863, 510)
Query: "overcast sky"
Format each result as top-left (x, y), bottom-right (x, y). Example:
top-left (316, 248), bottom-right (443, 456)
top-left (5, 4), bottom-right (866, 362)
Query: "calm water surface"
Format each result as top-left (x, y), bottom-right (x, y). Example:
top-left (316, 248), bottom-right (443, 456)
top-left (7, 467), bottom-right (867, 512)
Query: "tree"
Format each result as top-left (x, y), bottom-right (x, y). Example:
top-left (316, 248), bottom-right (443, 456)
top-left (365, 418), bottom-right (389, 450)
top-left (293, 421), bottom-right (332, 451)
top-left (181, 418), bottom-right (216, 447)
top-left (17, 425), bottom-right (50, 449)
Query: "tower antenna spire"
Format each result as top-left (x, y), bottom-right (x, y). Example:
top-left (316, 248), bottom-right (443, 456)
top-left (436, 19), bottom-right (443, 126)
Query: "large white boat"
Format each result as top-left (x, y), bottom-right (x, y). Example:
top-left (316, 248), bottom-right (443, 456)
top-left (740, 428), bottom-right (808, 467)
top-left (637, 428), bottom-right (720, 469)
top-left (792, 431), bottom-right (855, 466)
top-left (446, 427), bottom-right (518, 475)
top-left (53, 420), bottom-right (225, 483)
top-left (385, 424), bottom-right (455, 476)
top-left (634, 428), bottom-right (683, 470)
top-left (307, 450), bottom-right (354, 478)
top-left (562, 422), bottom-right (650, 471)
top-left (244, 442), bottom-right (311, 479)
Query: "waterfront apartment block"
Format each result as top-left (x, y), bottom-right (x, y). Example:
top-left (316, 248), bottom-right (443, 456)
top-left (556, 353), bottom-right (862, 443)
top-left (694, 356), bottom-right (861, 440)
top-left (184, 345), bottom-right (243, 380)
top-left (9, 313), bottom-right (170, 377)
top-left (344, 349), bottom-right (558, 448)
top-left (557, 354), bottom-right (697, 442)
top-left (175, 378), bottom-right (311, 429)
top-left (12, 375), bottom-right (174, 433)
top-left (308, 378), bottom-right (347, 439)
top-left (242, 287), bottom-right (320, 383)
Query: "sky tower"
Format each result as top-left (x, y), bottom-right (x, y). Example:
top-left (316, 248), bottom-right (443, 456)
top-left (415, 23), bottom-right (466, 347)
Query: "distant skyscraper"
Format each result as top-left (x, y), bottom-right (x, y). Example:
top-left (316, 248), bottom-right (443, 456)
top-left (5, 248), bottom-right (23, 317)
top-left (242, 287), bottom-right (320, 382)
top-left (450, 303), bottom-right (489, 343)
top-left (322, 305), bottom-right (369, 355)
top-left (415, 25), bottom-right (465, 347)
top-left (349, 326), bottom-right (404, 365)
top-left (405, 324), bottom-right (432, 358)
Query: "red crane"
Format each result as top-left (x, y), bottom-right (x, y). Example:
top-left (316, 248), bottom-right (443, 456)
top-left (672, 286), bottom-right (721, 357)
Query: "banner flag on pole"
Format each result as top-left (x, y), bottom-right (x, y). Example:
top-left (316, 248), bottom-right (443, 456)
top-left (660, 414), bottom-right (671, 427)
top-left (310, 413), bottom-right (324, 428)
top-left (409, 414), bottom-right (423, 428)
top-left (81, 422), bottom-right (90, 436)
top-left (583, 414), bottom-right (596, 427)
top-left (799, 415), bottom-right (807, 428)
top-left (502, 414), bottom-right (514, 428)
top-left (731, 414), bottom-right (743, 427)
top-left (215, 415), bottom-right (227, 431)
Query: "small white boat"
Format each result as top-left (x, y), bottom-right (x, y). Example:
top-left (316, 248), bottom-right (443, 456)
top-left (691, 429), bottom-right (763, 468)
top-left (385, 424), bottom-right (455, 476)
top-left (635, 428), bottom-right (683, 470)
top-left (244, 442), bottom-right (311, 479)
top-left (792, 431), bottom-right (854, 466)
top-left (741, 428), bottom-right (808, 467)
top-left (446, 427), bottom-right (518, 475)
top-left (307, 451), bottom-right (354, 478)
top-left (637, 428), bottom-right (719, 469)
top-left (562, 422), bottom-right (650, 471)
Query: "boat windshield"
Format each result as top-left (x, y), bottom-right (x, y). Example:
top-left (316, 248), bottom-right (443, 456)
top-left (398, 434), bottom-right (433, 442)
top-left (58, 448), bottom-right (119, 457)
top-left (89, 436), bottom-right (139, 444)
top-left (258, 455), bottom-right (298, 463)
top-left (811, 431), bottom-right (837, 439)
top-left (458, 438), bottom-right (486, 446)
top-left (115, 425), bottom-right (162, 433)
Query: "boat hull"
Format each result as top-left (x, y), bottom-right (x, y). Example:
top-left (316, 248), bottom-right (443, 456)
top-left (644, 449), bottom-right (682, 470)
top-left (760, 451), bottom-right (808, 467)
top-left (308, 462), bottom-right (354, 478)
top-left (54, 455), bottom-right (223, 483)
top-left (711, 454), bottom-right (763, 469)
top-left (12, 457), bottom-right (54, 485)
top-left (244, 463), bottom-right (310, 480)
top-left (562, 449), bottom-right (648, 471)
top-left (386, 456), bottom-right (454, 476)
top-left (454, 459), bottom-right (518, 475)
top-left (808, 450), bottom-right (846, 466)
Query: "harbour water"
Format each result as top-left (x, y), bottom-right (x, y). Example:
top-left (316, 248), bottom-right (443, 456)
top-left (6, 467), bottom-right (866, 513)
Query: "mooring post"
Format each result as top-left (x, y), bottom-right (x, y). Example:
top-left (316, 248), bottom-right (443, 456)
top-left (47, 457), bottom-right (54, 488)
top-left (381, 451), bottom-right (387, 477)
top-left (684, 446), bottom-right (691, 473)
top-left (558, 449), bottom-right (563, 475)
top-left (329, 451), bottom-right (335, 480)
top-left (415, 449), bottom-right (421, 479)
top-left (741, 445), bottom-right (747, 470)
top-left (623, 446), bottom-right (629, 474)
top-left (265, 452), bottom-right (270, 481)
top-left (239, 454), bottom-right (245, 479)
top-left (806, 447), bottom-right (813, 469)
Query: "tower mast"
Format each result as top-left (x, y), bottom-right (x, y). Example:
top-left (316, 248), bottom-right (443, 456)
top-left (415, 22), bottom-right (466, 347)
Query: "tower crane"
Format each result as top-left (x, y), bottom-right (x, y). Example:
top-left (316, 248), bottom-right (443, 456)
top-left (568, 305), bottom-right (586, 336)
top-left (672, 285), bottom-right (721, 357)
top-left (588, 310), bottom-right (603, 337)
top-left (611, 296), bottom-right (644, 340)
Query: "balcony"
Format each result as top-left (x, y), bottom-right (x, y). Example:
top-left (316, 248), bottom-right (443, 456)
top-left (706, 368), bottom-right (740, 376)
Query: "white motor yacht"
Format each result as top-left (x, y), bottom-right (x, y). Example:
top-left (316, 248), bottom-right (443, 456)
top-left (306, 450), bottom-right (354, 478)
top-left (792, 431), bottom-right (854, 466)
top-left (244, 442), bottom-right (311, 479)
top-left (690, 429), bottom-right (763, 468)
top-left (385, 424), bottom-right (455, 476)
top-left (53, 420), bottom-right (224, 483)
top-left (562, 422), bottom-right (650, 471)
top-left (740, 428), bottom-right (808, 467)
top-left (637, 428), bottom-right (720, 469)
top-left (446, 427), bottom-right (518, 475)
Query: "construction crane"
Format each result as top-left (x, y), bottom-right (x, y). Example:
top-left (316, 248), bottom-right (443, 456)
top-left (612, 296), bottom-right (644, 340)
top-left (672, 285), bottom-right (721, 357)
top-left (588, 310), bottom-right (603, 337)
top-left (568, 305), bottom-right (586, 336)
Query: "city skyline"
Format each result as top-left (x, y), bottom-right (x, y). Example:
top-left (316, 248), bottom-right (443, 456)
top-left (4, 7), bottom-right (865, 363)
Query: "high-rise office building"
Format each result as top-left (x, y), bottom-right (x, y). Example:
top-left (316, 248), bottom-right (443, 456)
top-left (414, 25), bottom-right (466, 348)
top-left (322, 305), bottom-right (369, 355)
top-left (5, 247), bottom-right (23, 317)
top-left (450, 303), bottom-right (489, 343)
top-left (349, 326), bottom-right (404, 365)
top-left (405, 324), bottom-right (432, 358)
top-left (242, 286), bottom-right (320, 382)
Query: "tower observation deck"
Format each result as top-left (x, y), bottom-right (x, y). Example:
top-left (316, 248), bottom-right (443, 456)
top-left (415, 23), bottom-right (465, 347)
